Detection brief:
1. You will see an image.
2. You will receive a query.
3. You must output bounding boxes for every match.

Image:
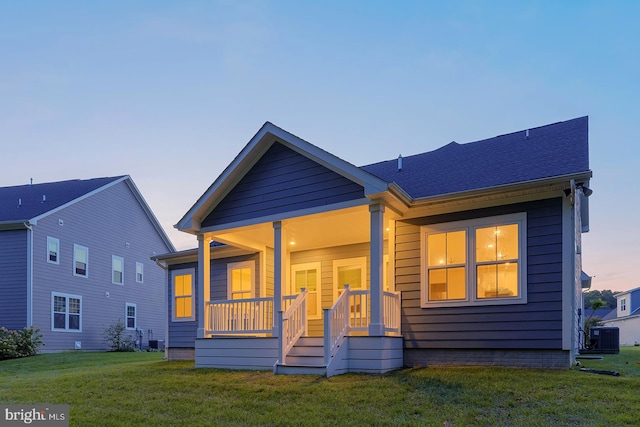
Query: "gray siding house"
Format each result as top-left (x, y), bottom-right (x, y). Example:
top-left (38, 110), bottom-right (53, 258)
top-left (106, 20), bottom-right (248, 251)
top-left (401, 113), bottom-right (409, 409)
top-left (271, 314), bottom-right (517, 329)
top-left (154, 117), bottom-right (592, 375)
top-left (0, 176), bottom-right (175, 351)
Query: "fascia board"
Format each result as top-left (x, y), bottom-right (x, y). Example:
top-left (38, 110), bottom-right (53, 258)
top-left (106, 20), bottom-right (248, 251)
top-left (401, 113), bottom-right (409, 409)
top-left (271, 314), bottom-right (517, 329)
top-left (0, 220), bottom-right (30, 230)
top-left (410, 171), bottom-right (593, 208)
top-left (123, 177), bottom-right (176, 252)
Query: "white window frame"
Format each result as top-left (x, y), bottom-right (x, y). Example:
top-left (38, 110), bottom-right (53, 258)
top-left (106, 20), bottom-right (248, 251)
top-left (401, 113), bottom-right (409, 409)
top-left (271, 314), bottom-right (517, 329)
top-left (620, 297), bottom-right (627, 312)
top-left (227, 261), bottom-right (255, 300)
top-left (172, 268), bottom-right (195, 322)
top-left (332, 257), bottom-right (367, 300)
top-left (47, 236), bottom-right (60, 265)
top-left (51, 292), bottom-right (82, 332)
top-left (291, 262), bottom-right (322, 320)
top-left (136, 262), bottom-right (144, 283)
top-left (112, 255), bottom-right (124, 285)
top-left (125, 303), bottom-right (137, 330)
top-left (73, 244), bottom-right (89, 278)
top-left (420, 212), bottom-right (527, 308)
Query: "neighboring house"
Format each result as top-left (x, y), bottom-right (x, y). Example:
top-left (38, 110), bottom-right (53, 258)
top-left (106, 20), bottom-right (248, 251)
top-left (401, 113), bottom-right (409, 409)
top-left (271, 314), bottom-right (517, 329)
top-left (0, 176), bottom-right (175, 351)
top-left (153, 117), bottom-right (592, 375)
top-left (603, 287), bottom-right (640, 346)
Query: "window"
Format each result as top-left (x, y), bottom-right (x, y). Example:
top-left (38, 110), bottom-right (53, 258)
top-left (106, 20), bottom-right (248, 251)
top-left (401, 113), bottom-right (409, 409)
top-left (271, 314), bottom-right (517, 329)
top-left (292, 262), bottom-right (322, 319)
top-left (52, 292), bottom-right (82, 332)
top-left (73, 244), bottom-right (89, 277)
top-left (227, 261), bottom-right (255, 300)
top-left (421, 213), bottom-right (527, 307)
top-left (333, 257), bottom-right (367, 297)
top-left (126, 303), bottom-right (136, 329)
top-left (112, 256), bottom-right (124, 285)
top-left (173, 269), bottom-right (195, 321)
top-left (136, 262), bottom-right (144, 283)
top-left (47, 237), bottom-right (60, 264)
top-left (621, 298), bottom-right (627, 312)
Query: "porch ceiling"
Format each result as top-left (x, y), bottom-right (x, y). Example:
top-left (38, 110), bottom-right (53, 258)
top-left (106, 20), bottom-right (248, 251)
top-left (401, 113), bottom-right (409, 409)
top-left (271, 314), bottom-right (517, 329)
top-left (209, 205), bottom-right (389, 252)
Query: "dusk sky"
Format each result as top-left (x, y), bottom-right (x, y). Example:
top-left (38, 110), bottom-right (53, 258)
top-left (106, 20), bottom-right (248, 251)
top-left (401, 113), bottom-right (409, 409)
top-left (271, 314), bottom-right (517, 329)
top-left (1, 1), bottom-right (638, 292)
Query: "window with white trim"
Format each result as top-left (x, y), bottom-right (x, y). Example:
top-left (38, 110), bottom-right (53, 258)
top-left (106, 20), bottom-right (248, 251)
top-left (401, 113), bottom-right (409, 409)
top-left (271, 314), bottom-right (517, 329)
top-left (126, 303), bottom-right (136, 329)
top-left (620, 298), bottom-right (627, 312)
top-left (47, 237), bottom-right (60, 264)
top-left (112, 256), bottom-right (124, 285)
top-left (52, 292), bottom-right (82, 332)
top-left (421, 213), bottom-right (527, 307)
top-left (292, 262), bottom-right (321, 319)
top-left (136, 262), bottom-right (144, 283)
top-left (173, 268), bottom-right (195, 321)
top-left (228, 261), bottom-right (255, 300)
top-left (73, 244), bottom-right (89, 277)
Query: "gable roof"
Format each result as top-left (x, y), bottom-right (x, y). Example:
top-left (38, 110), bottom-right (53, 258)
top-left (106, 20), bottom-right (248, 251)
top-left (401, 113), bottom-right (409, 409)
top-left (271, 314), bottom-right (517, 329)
top-left (177, 117), bottom-right (591, 233)
top-left (361, 116), bottom-right (590, 200)
top-left (0, 176), bottom-right (175, 251)
top-left (0, 176), bottom-right (125, 223)
top-left (176, 122), bottom-right (396, 233)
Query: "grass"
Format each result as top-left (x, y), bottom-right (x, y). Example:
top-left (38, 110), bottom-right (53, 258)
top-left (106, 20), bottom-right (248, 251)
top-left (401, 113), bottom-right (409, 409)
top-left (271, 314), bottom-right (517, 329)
top-left (1, 348), bottom-right (639, 426)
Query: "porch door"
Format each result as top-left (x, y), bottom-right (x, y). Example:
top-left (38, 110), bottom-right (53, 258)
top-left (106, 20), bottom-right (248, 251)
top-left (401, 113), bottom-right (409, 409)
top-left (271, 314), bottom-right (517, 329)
top-left (333, 257), bottom-right (367, 320)
top-left (291, 262), bottom-right (321, 320)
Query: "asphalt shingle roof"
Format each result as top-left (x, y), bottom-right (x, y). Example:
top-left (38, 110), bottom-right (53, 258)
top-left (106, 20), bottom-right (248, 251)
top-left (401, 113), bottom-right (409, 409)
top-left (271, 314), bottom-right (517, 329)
top-left (361, 116), bottom-right (589, 199)
top-left (0, 176), bottom-right (125, 222)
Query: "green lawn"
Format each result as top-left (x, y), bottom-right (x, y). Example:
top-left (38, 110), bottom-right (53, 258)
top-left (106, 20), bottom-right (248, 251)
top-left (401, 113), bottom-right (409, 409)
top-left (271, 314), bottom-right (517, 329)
top-left (1, 348), bottom-right (639, 426)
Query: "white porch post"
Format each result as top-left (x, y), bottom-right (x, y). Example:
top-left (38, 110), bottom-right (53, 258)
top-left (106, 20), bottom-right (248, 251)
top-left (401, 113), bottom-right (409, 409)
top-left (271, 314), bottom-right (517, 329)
top-left (369, 203), bottom-right (385, 336)
top-left (197, 234), bottom-right (211, 338)
top-left (273, 221), bottom-right (284, 337)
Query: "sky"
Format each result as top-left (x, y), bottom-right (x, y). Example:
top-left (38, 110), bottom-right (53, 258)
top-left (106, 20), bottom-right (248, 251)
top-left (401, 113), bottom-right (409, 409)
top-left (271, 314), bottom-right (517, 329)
top-left (1, 1), bottom-right (638, 292)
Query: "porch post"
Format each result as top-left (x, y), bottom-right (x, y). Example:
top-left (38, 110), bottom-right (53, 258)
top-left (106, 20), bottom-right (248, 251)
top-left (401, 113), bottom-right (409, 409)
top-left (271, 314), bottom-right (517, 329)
top-left (273, 221), bottom-right (283, 337)
top-left (197, 234), bottom-right (211, 338)
top-left (369, 203), bottom-right (385, 336)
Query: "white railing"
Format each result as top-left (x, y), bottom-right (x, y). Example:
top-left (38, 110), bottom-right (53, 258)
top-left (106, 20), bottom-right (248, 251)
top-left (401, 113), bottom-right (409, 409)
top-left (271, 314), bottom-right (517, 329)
top-left (206, 297), bottom-right (274, 335)
top-left (383, 291), bottom-right (401, 334)
top-left (323, 285), bottom-right (352, 365)
top-left (278, 289), bottom-right (308, 364)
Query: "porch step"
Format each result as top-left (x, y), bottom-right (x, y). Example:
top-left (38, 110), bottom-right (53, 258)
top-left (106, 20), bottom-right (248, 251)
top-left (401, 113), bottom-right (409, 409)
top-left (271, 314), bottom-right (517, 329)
top-left (285, 336), bottom-right (324, 366)
top-left (276, 336), bottom-right (326, 375)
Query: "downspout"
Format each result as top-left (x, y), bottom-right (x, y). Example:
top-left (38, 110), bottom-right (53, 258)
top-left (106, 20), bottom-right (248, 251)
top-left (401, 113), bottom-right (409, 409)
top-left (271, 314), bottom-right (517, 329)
top-left (24, 222), bottom-right (33, 328)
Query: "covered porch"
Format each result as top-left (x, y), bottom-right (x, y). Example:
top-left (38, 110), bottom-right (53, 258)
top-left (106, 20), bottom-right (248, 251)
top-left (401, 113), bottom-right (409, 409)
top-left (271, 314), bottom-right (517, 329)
top-left (194, 203), bottom-right (404, 375)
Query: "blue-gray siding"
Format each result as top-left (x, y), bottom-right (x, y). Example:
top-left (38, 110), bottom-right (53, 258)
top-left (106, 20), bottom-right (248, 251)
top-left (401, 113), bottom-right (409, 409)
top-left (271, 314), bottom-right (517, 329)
top-left (202, 142), bottom-right (365, 227)
top-left (0, 230), bottom-right (28, 330)
top-left (31, 180), bottom-right (172, 351)
top-left (167, 254), bottom-right (260, 348)
top-left (397, 198), bottom-right (564, 349)
top-left (631, 289), bottom-right (640, 314)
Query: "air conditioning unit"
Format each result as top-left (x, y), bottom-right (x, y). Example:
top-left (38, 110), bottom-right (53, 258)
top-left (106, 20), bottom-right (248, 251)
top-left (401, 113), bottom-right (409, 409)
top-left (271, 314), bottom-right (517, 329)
top-left (588, 327), bottom-right (620, 354)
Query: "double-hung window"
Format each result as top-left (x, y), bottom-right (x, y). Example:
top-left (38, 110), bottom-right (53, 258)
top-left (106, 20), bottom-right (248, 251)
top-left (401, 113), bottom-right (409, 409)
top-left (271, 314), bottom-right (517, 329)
top-left (292, 262), bottom-right (321, 319)
top-left (126, 303), bottom-right (136, 329)
top-left (620, 298), bottom-right (627, 312)
top-left (73, 244), bottom-right (89, 277)
top-left (112, 256), bottom-right (124, 285)
top-left (228, 261), bottom-right (254, 300)
top-left (173, 269), bottom-right (195, 321)
top-left (52, 292), bottom-right (82, 332)
top-left (136, 262), bottom-right (144, 283)
top-left (47, 237), bottom-right (60, 264)
top-left (421, 213), bottom-right (527, 307)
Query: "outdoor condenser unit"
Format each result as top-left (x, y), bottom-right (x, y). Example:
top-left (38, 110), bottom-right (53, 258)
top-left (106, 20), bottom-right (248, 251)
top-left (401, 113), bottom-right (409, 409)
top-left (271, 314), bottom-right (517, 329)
top-left (589, 326), bottom-right (620, 354)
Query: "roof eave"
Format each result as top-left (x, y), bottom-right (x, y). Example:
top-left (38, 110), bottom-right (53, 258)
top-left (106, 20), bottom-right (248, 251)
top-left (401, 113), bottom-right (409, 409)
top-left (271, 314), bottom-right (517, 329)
top-left (410, 170), bottom-right (592, 209)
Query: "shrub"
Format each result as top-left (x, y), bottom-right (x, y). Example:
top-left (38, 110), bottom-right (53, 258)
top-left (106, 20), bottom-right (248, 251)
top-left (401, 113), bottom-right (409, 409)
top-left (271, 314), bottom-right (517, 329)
top-left (0, 326), bottom-right (44, 360)
top-left (103, 320), bottom-right (135, 352)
